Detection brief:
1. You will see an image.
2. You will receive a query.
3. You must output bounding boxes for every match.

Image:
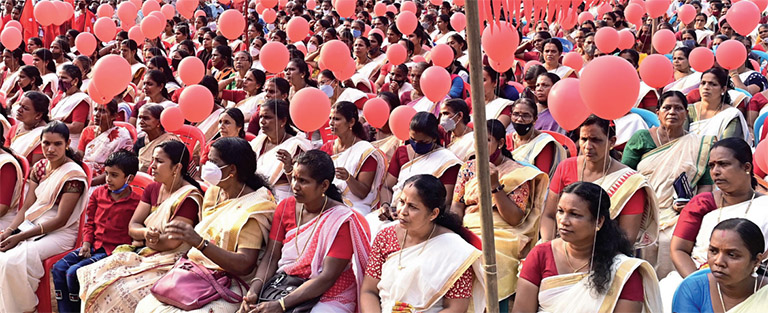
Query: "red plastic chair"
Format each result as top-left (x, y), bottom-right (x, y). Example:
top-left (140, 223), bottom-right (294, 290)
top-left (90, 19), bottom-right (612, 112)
top-left (16, 154), bottom-right (29, 212)
top-left (129, 172), bottom-right (154, 194)
top-left (169, 125), bottom-right (206, 161)
top-left (114, 121), bottom-right (138, 142)
top-left (541, 130), bottom-right (577, 158)
top-left (35, 164), bottom-right (91, 313)
top-left (245, 132), bottom-right (256, 141)
top-left (317, 120), bottom-right (337, 145)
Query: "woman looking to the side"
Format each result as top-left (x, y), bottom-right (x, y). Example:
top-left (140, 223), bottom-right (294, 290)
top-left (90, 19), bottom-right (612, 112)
top-left (6, 91), bottom-right (49, 165)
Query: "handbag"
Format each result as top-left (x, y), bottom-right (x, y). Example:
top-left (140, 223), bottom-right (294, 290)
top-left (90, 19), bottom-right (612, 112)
top-left (150, 257), bottom-right (248, 310)
top-left (258, 271), bottom-right (320, 313)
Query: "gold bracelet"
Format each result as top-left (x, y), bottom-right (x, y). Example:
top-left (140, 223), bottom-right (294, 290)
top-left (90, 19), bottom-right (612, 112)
top-left (196, 238), bottom-right (206, 250)
top-left (251, 277), bottom-right (264, 284)
top-left (278, 297), bottom-right (286, 311)
top-left (284, 167), bottom-right (293, 175)
top-left (39, 223), bottom-right (44, 235)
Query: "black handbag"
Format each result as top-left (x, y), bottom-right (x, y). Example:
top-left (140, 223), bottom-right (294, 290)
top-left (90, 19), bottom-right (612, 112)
top-left (258, 272), bottom-right (320, 313)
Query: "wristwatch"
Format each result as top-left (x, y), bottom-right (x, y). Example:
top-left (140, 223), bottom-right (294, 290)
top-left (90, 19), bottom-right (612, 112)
top-left (491, 184), bottom-right (505, 194)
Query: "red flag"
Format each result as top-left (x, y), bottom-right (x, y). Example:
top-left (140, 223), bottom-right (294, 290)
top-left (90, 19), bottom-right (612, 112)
top-left (19, 0), bottom-right (37, 42)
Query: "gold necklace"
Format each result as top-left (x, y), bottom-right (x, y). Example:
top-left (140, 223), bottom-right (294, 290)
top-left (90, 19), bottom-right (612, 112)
top-left (563, 241), bottom-right (589, 273)
top-left (579, 156), bottom-right (612, 182)
top-left (716, 282), bottom-right (728, 312)
top-left (718, 191), bottom-right (756, 223)
top-left (295, 196), bottom-right (328, 258)
top-left (397, 224), bottom-right (436, 270)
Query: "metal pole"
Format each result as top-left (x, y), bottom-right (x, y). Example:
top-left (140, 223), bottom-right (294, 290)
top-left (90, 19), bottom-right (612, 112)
top-left (464, 1), bottom-right (500, 312)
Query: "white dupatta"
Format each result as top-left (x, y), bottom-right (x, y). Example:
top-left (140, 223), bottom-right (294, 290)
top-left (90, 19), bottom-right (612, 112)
top-left (331, 140), bottom-right (386, 214)
top-left (41, 72), bottom-right (59, 95)
top-left (50, 92), bottom-right (93, 148)
top-left (549, 65), bottom-right (576, 79)
top-left (410, 96), bottom-right (440, 116)
top-left (377, 230), bottom-right (485, 313)
top-left (511, 132), bottom-right (566, 177)
top-left (196, 107), bottom-right (225, 141)
top-left (25, 162), bottom-right (89, 230)
top-left (663, 72), bottom-right (700, 95)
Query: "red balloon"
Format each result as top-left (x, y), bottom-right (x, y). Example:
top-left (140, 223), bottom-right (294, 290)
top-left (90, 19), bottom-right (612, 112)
top-left (129, 0), bottom-right (141, 11)
top-left (34, 1), bottom-right (55, 26)
top-left (92, 55), bottom-right (131, 97)
top-left (286, 16), bottom-right (309, 42)
top-left (374, 3), bottom-right (386, 16)
top-left (97, 3), bottom-right (115, 18)
top-left (53, 1), bottom-right (74, 26)
top-left (320, 40), bottom-right (351, 72)
top-left (549, 78), bottom-right (591, 131)
top-left (652, 29), bottom-right (676, 54)
top-left (386, 4), bottom-right (397, 13)
top-left (161, 4), bottom-right (175, 20)
top-left (141, 0), bottom-right (160, 16)
top-left (387, 44), bottom-right (407, 66)
top-left (0, 27), bottom-right (21, 50)
top-left (262, 8), bottom-right (276, 23)
top-left (4, 20), bottom-right (20, 31)
top-left (94, 17), bottom-right (117, 42)
top-left (454, 0), bottom-right (465, 6)
top-left (578, 11), bottom-right (594, 24)
top-left (580, 56), bottom-right (640, 120)
top-left (178, 57), bottom-right (205, 85)
top-left (333, 57), bottom-right (356, 81)
top-left (420, 66), bottom-right (451, 102)
top-left (618, 29), bottom-right (636, 50)
top-left (160, 106), bottom-right (185, 131)
top-left (624, 3), bottom-right (645, 26)
top-left (396, 11), bottom-right (417, 35)
top-left (195, 9), bottom-right (207, 18)
top-left (482, 22), bottom-right (519, 63)
top-left (179, 85), bottom-right (214, 123)
top-left (752, 0), bottom-right (768, 12)
top-left (562, 52), bottom-right (584, 71)
top-left (261, 0), bottom-right (278, 7)
top-left (141, 15), bottom-right (164, 39)
top-left (219, 9), bottom-right (245, 40)
top-left (87, 80), bottom-right (111, 105)
top-left (450, 12), bottom-right (466, 32)
top-left (646, 0), bottom-right (668, 18)
top-left (727, 0), bottom-right (760, 35)
top-left (716, 40), bottom-right (747, 70)
top-left (117, 1), bottom-right (138, 22)
top-left (336, 0), bottom-right (355, 17)
top-left (755, 139), bottom-right (768, 173)
top-left (412, 55), bottom-right (426, 63)
top-left (678, 4), bottom-right (696, 25)
top-left (75, 32), bottom-right (97, 55)
top-left (429, 44), bottom-right (454, 68)
top-left (121, 19), bottom-right (135, 31)
top-left (401, 1), bottom-right (417, 13)
top-left (128, 25), bottom-right (144, 44)
top-left (364, 98), bottom-right (391, 128)
top-left (389, 106), bottom-right (417, 140)
top-left (261, 42), bottom-right (290, 73)
top-left (640, 54), bottom-right (674, 88)
top-left (290, 88), bottom-right (331, 132)
top-left (488, 56), bottom-right (515, 72)
top-left (307, 0), bottom-right (317, 9)
top-left (21, 53), bottom-right (32, 65)
top-left (689, 47), bottom-right (715, 72)
top-left (594, 27), bottom-right (619, 54)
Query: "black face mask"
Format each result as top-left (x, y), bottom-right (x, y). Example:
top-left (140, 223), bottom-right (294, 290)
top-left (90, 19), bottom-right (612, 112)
top-left (171, 58), bottom-right (181, 71)
top-left (512, 121), bottom-right (534, 136)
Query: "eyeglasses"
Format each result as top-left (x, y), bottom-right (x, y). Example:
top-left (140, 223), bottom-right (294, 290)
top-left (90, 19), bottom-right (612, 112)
top-left (512, 112), bottom-right (534, 120)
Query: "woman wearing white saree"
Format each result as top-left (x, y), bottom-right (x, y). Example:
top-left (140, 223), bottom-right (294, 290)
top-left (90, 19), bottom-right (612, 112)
top-left (663, 47), bottom-right (700, 96)
top-left (541, 38), bottom-right (577, 79)
top-left (133, 104), bottom-right (180, 174)
top-left (317, 70), bottom-right (368, 107)
top-left (0, 122), bottom-right (89, 312)
top-left (121, 39), bottom-right (147, 86)
top-left (7, 91), bottom-right (49, 165)
top-left (353, 37), bottom-right (379, 82)
top-left (251, 100), bottom-right (311, 202)
top-left (0, 47), bottom-right (24, 96)
top-left (513, 182), bottom-right (663, 313)
top-left (685, 68), bottom-right (751, 144)
top-left (31, 48), bottom-right (58, 98)
top-left (77, 141), bottom-right (203, 312)
top-left (221, 68), bottom-right (266, 126)
top-left (403, 63), bottom-right (446, 117)
top-left (360, 174), bottom-right (485, 313)
top-left (441, 99), bottom-right (475, 161)
top-left (320, 101), bottom-right (385, 215)
top-left (482, 66), bottom-right (514, 133)
top-left (507, 98), bottom-right (566, 177)
top-left (193, 76), bottom-right (226, 141)
top-left (50, 65), bottom-right (93, 150)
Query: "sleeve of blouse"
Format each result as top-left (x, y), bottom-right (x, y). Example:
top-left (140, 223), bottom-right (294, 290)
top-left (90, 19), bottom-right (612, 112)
top-left (448, 76), bottom-right (464, 99)
top-left (0, 163), bottom-right (17, 206)
top-left (549, 162), bottom-right (566, 194)
top-left (172, 197), bottom-right (201, 225)
top-left (358, 156), bottom-right (377, 172)
top-left (672, 274), bottom-right (707, 313)
top-left (387, 147), bottom-right (406, 178)
top-left (673, 193), bottom-right (716, 241)
top-left (71, 101), bottom-right (90, 124)
top-left (438, 164), bottom-right (460, 185)
top-left (235, 218), bottom-right (264, 250)
top-left (77, 127), bottom-right (94, 152)
top-left (364, 229), bottom-right (388, 279)
top-left (326, 221), bottom-right (353, 260)
top-left (444, 267), bottom-right (474, 299)
top-left (141, 183), bottom-right (157, 204)
top-left (619, 189), bottom-right (646, 215)
top-left (533, 143), bottom-right (555, 174)
top-left (269, 200), bottom-right (288, 242)
top-left (519, 244), bottom-right (545, 286)
top-left (618, 269), bottom-right (644, 301)
top-left (621, 131), bottom-right (651, 170)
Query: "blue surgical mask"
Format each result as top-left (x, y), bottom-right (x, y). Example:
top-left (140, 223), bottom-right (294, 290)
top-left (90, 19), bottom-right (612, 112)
top-left (319, 84), bottom-right (334, 97)
top-left (682, 39), bottom-right (696, 49)
top-left (110, 175), bottom-right (132, 194)
top-left (352, 29), bottom-right (361, 38)
top-left (410, 140), bottom-right (433, 155)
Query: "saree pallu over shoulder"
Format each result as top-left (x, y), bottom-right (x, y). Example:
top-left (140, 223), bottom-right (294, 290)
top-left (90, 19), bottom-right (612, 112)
top-left (637, 134), bottom-right (714, 230)
top-left (599, 168), bottom-right (659, 249)
top-left (9, 125), bottom-right (44, 158)
top-left (25, 162), bottom-right (88, 228)
top-left (50, 92), bottom-right (92, 121)
top-left (727, 285), bottom-right (768, 312)
top-left (377, 231), bottom-right (486, 313)
top-left (138, 132), bottom-right (180, 172)
top-left (392, 148), bottom-right (461, 202)
top-left (511, 132), bottom-right (566, 177)
top-left (538, 255), bottom-right (663, 313)
top-left (197, 108), bottom-right (225, 141)
top-left (689, 106), bottom-right (751, 144)
top-left (447, 131), bottom-right (475, 162)
top-left (663, 72), bottom-right (700, 95)
top-left (332, 140), bottom-right (387, 214)
top-left (252, 134), bottom-right (313, 186)
top-left (463, 165), bottom-right (549, 300)
top-left (372, 135), bottom-right (401, 165)
top-left (0, 153), bottom-right (23, 212)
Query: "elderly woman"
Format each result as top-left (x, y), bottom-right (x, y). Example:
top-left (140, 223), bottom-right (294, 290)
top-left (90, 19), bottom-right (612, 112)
top-left (507, 98), bottom-right (566, 177)
top-left (50, 64), bottom-right (92, 149)
top-left (242, 150), bottom-right (370, 313)
top-left (6, 91), bottom-right (48, 165)
top-left (513, 182), bottom-right (662, 313)
top-left (135, 137), bottom-right (275, 312)
top-left (541, 38), bottom-right (576, 79)
top-left (452, 120), bottom-right (549, 310)
top-left (664, 47), bottom-right (700, 95)
top-left (685, 68), bottom-right (750, 143)
top-left (402, 62), bottom-right (446, 117)
top-left (361, 174), bottom-right (485, 313)
top-left (622, 91), bottom-right (714, 277)
top-left (672, 219), bottom-right (768, 312)
top-left (77, 100), bottom-right (134, 186)
top-left (132, 104), bottom-right (180, 173)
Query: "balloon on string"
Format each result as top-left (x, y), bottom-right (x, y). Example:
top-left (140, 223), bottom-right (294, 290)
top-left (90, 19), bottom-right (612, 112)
top-left (562, 51), bottom-right (584, 71)
top-left (54, 1), bottom-right (74, 26)
top-left (160, 106), bottom-right (184, 131)
top-left (594, 27), bottom-right (619, 54)
top-left (128, 25), bottom-right (144, 44)
top-left (639, 54), bottom-right (674, 88)
top-left (87, 80), bottom-right (111, 105)
top-left (727, 0), bottom-right (760, 35)
top-left (579, 56), bottom-right (640, 120)
top-left (117, 1), bottom-right (138, 22)
top-left (34, 1), bottom-right (56, 26)
top-left (689, 47), bottom-right (715, 72)
top-left (0, 27), bottom-right (21, 50)
top-left (578, 11), bottom-right (594, 24)
top-left (178, 57), bottom-right (205, 85)
top-left (386, 43), bottom-right (407, 65)
top-left (488, 56), bottom-right (515, 72)
top-left (396, 11), bottom-right (417, 35)
top-left (142, 0), bottom-right (160, 16)
top-left (374, 2), bottom-right (386, 16)
top-left (91, 55), bottom-right (131, 97)
top-left (176, 0), bottom-right (196, 17)
top-left (412, 55), bottom-right (426, 63)
top-left (421, 66), bottom-right (451, 102)
top-left (121, 19), bottom-right (135, 31)
top-left (429, 44), bottom-right (454, 68)
top-left (678, 4), bottom-right (696, 24)
top-left (549, 78), bottom-right (591, 131)
top-left (401, 1), bottom-right (417, 13)
top-left (307, 0), bottom-right (317, 9)
top-left (261, 0), bottom-right (278, 7)
top-left (286, 16), bottom-right (309, 42)
top-left (335, 0), bottom-right (355, 17)
top-left (333, 58), bottom-right (356, 81)
top-left (4, 20), bottom-right (21, 31)
top-left (596, 3), bottom-right (611, 17)
top-left (21, 53), bottom-right (32, 65)
top-left (645, 0), bottom-right (668, 18)
top-left (482, 22), bottom-right (519, 63)
top-left (389, 106), bottom-right (417, 140)
top-left (290, 87), bottom-right (331, 132)
top-left (755, 139), bottom-right (768, 173)
top-left (141, 15), bottom-right (164, 39)
top-left (262, 8), bottom-right (276, 23)
top-left (450, 12), bottom-right (466, 31)
top-left (218, 10), bottom-right (245, 40)
top-left (716, 39), bottom-right (747, 70)
top-left (179, 85), bottom-right (214, 122)
top-left (652, 29), bottom-right (676, 54)
top-left (617, 29), bottom-right (635, 50)
top-left (624, 3), bottom-right (644, 26)
top-left (194, 9), bottom-right (207, 18)
top-left (320, 40), bottom-right (350, 72)
top-left (129, 0), bottom-right (141, 10)
top-left (94, 17), bottom-right (117, 42)
top-left (524, 60), bottom-right (543, 74)
top-left (260, 41), bottom-right (290, 73)
top-left (75, 32), bottom-right (97, 55)
top-left (161, 4), bottom-right (175, 20)
top-left (97, 3), bottom-right (115, 18)
top-left (752, 0), bottom-right (768, 12)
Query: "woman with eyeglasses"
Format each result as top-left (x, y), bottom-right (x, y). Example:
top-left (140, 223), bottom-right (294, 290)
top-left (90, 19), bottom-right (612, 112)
top-left (507, 98), bottom-right (566, 177)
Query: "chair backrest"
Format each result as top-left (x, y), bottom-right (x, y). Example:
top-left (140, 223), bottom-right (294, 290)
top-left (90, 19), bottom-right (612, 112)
top-left (630, 108), bottom-right (660, 128)
top-left (245, 132), bottom-right (256, 141)
top-left (541, 130), bottom-right (577, 158)
top-left (114, 121), bottom-right (138, 142)
top-left (317, 120), bottom-right (337, 144)
top-left (754, 111), bottom-right (768, 144)
top-left (16, 154), bottom-right (29, 211)
top-left (129, 172), bottom-right (154, 193)
top-left (170, 125), bottom-right (206, 161)
top-left (82, 163), bottom-right (92, 184)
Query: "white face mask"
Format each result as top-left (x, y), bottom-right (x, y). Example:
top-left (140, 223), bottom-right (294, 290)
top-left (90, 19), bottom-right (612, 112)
top-left (319, 84), bottom-right (334, 97)
top-left (250, 46), bottom-right (260, 57)
top-left (763, 38), bottom-right (768, 45)
top-left (200, 161), bottom-right (230, 186)
top-left (440, 114), bottom-right (457, 132)
top-left (308, 43), bottom-right (317, 53)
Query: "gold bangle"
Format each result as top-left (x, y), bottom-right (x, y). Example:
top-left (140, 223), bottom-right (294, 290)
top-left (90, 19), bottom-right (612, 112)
top-left (278, 297), bottom-right (286, 311)
top-left (38, 223), bottom-right (44, 235)
top-left (284, 167), bottom-right (293, 175)
top-left (196, 238), bottom-right (206, 250)
top-left (251, 277), bottom-right (264, 284)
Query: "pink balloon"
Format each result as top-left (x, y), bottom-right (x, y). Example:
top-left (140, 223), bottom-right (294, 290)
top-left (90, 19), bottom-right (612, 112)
top-left (176, 0), bottom-right (196, 18)
top-left (121, 19), bottom-right (136, 31)
top-left (755, 139), bottom-right (768, 173)
top-left (0, 27), bottom-right (21, 50)
top-left (160, 107), bottom-right (184, 131)
top-left (396, 11), bottom-right (417, 36)
top-left (117, 1), bottom-right (138, 22)
top-left (450, 12), bottom-right (466, 32)
top-left (594, 27), bottom-right (619, 54)
top-left (420, 66), bottom-right (451, 102)
top-left (689, 47), bottom-right (715, 72)
top-left (141, 0), bottom-right (160, 16)
top-left (194, 9), bottom-right (206, 18)
top-left (179, 85), bottom-right (214, 123)
top-left (678, 4), bottom-right (696, 25)
top-left (97, 3), bottom-right (114, 18)
top-left (34, 1), bottom-right (55, 26)
top-left (752, 0), bottom-right (768, 12)
top-left (524, 60), bottom-right (543, 74)
top-left (141, 15), bottom-right (164, 39)
top-left (129, 0), bottom-right (141, 11)
top-left (389, 106), bottom-right (417, 140)
top-left (412, 55), bottom-right (426, 63)
top-left (286, 16), bottom-right (309, 42)
top-left (262, 8), bottom-right (276, 23)
top-left (53, 1), bottom-right (74, 26)
top-left (261, 0), bottom-right (278, 7)
top-left (646, 0), bottom-right (668, 18)
top-left (219, 9), bottom-right (245, 40)
top-left (618, 29), bottom-right (635, 50)
top-left (482, 22), bottom-right (519, 63)
top-left (652, 29), bottom-right (676, 54)
top-left (639, 54), bottom-right (674, 88)
top-left (562, 52), bottom-right (584, 71)
top-left (373, 3), bottom-right (386, 16)
top-left (87, 80), bottom-right (111, 105)
top-left (94, 17), bottom-right (117, 42)
top-left (429, 44), bottom-right (454, 68)
top-left (307, 0), bottom-right (317, 9)
top-left (716, 40), bottom-right (748, 70)
top-left (260, 41), bottom-right (289, 73)
top-left (290, 87), bottom-right (331, 132)
top-left (4, 20), bottom-right (20, 31)
top-left (578, 11), bottom-right (594, 24)
top-left (387, 44), bottom-right (407, 66)
top-left (161, 4), bottom-right (175, 20)
top-left (488, 56), bottom-right (515, 72)
top-left (178, 57), bottom-right (205, 85)
top-left (454, 0), bottom-right (465, 6)
top-left (21, 53), bottom-right (32, 65)
top-left (579, 56), bottom-right (640, 120)
top-left (386, 4), bottom-right (397, 13)
top-left (336, 0), bottom-right (355, 17)
top-left (727, 0), bottom-right (760, 35)
top-left (320, 40), bottom-right (351, 72)
top-left (92, 55), bottom-right (131, 97)
top-left (75, 32), bottom-right (97, 55)
top-left (333, 57), bottom-right (356, 81)
top-left (624, 3), bottom-right (645, 26)
top-left (549, 78), bottom-right (590, 131)
top-left (128, 25), bottom-right (144, 44)
top-left (401, 1), bottom-right (417, 13)
top-left (597, 3), bottom-right (612, 18)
